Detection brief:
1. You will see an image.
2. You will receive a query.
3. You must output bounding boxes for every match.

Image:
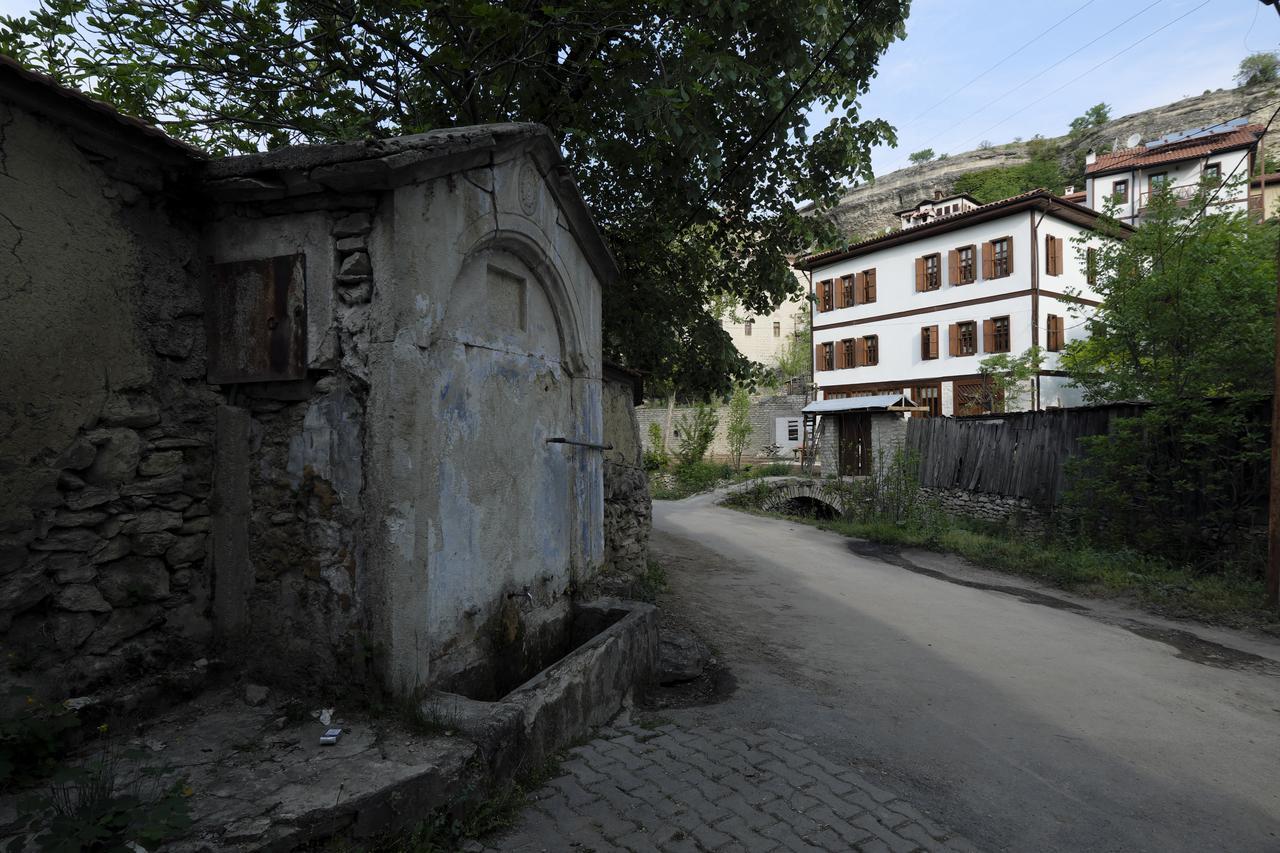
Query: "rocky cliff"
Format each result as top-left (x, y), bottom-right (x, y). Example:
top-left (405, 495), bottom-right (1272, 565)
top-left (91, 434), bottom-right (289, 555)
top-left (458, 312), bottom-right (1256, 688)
top-left (817, 83), bottom-right (1279, 239)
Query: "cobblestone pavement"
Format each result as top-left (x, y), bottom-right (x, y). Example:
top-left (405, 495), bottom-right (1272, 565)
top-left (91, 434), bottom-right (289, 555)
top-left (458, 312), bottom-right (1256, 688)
top-left (482, 721), bottom-right (979, 853)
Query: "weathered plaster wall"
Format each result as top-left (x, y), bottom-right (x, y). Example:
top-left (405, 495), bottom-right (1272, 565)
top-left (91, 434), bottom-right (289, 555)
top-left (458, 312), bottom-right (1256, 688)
top-left (0, 99), bottom-right (215, 696)
top-left (354, 145), bottom-right (606, 695)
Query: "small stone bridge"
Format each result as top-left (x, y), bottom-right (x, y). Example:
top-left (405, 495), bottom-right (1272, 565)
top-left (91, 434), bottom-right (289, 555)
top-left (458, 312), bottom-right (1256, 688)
top-left (745, 478), bottom-right (853, 518)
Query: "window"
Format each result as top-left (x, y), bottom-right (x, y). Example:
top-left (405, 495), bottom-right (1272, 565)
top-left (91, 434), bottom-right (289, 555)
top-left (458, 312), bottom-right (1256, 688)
top-left (1047, 314), bottom-right (1065, 351)
top-left (816, 342), bottom-right (834, 371)
top-left (1204, 162), bottom-right (1221, 183)
top-left (1112, 179), bottom-right (1128, 203)
top-left (773, 321), bottom-right (781, 337)
top-left (951, 245), bottom-right (976, 285)
top-left (950, 320), bottom-right (977, 356)
top-left (921, 325), bottom-right (939, 360)
top-left (984, 316), bottom-right (1010, 353)
top-left (818, 279), bottom-right (834, 312)
top-left (916, 253), bottom-right (941, 291)
top-left (1045, 234), bottom-right (1063, 277)
top-left (744, 320), bottom-right (753, 336)
top-left (863, 335), bottom-right (879, 366)
top-left (840, 274), bottom-right (856, 308)
top-left (989, 238), bottom-right (1011, 278)
top-left (841, 338), bottom-right (856, 369)
top-left (912, 384), bottom-right (941, 418)
top-left (860, 268), bottom-right (877, 303)
top-left (1149, 172), bottom-right (1168, 195)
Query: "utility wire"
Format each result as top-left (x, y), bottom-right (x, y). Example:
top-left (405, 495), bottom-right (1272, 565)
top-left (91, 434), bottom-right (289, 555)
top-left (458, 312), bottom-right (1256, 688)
top-left (883, 0), bottom-right (1161, 174)
top-left (897, 0), bottom-right (1101, 129)
top-left (949, 0), bottom-right (1212, 157)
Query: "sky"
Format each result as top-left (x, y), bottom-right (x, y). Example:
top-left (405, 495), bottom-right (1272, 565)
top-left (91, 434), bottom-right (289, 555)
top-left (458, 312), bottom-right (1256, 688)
top-left (0, 0), bottom-right (1274, 178)
top-left (812, 0), bottom-right (1279, 176)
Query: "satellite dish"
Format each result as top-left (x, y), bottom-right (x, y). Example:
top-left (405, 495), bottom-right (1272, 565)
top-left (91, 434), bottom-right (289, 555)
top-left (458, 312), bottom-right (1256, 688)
top-left (1125, 133), bottom-right (1141, 148)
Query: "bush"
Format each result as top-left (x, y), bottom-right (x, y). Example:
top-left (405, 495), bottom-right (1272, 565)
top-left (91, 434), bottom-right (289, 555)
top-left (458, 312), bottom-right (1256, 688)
top-left (673, 404), bottom-right (718, 465)
top-left (643, 422), bottom-right (668, 472)
top-left (674, 461), bottom-right (733, 494)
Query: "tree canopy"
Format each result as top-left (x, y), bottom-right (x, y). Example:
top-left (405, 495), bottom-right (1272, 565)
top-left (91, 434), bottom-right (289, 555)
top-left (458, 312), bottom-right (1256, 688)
top-left (0, 0), bottom-right (910, 398)
top-left (1236, 51), bottom-right (1280, 87)
top-left (1062, 185), bottom-right (1276, 404)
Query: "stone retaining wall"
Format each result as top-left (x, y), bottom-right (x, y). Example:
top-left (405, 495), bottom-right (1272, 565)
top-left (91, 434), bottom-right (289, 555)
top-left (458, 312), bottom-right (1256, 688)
top-left (921, 487), bottom-right (1048, 534)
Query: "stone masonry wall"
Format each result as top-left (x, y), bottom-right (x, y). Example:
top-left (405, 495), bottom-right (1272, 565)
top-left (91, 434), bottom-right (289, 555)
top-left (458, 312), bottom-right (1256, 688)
top-left (636, 394), bottom-right (807, 462)
top-left (0, 98), bottom-right (217, 698)
top-left (602, 376), bottom-right (650, 580)
top-left (207, 202), bottom-right (378, 694)
top-left (921, 488), bottom-right (1047, 535)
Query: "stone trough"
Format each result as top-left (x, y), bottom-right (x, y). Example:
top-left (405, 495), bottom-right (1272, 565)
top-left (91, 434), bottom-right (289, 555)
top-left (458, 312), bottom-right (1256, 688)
top-left (430, 598), bottom-right (659, 782)
top-left (0, 599), bottom-right (657, 852)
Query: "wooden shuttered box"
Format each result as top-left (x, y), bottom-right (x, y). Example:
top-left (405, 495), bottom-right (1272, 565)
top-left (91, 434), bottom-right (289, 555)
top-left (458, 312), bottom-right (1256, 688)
top-left (948, 323), bottom-right (960, 356)
top-left (948, 250), bottom-right (959, 285)
top-left (982, 319), bottom-right (995, 353)
top-left (1047, 314), bottom-right (1065, 351)
top-left (862, 268), bottom-right (876, 302)
top-left (815, 343), bottom-right (824, 371)
top-left (854, 337), bottom-right (867, 367)
top-left (839, 274), bottom-right (855, 309)
top-left (1045, 234), bottom-right (1063, 276)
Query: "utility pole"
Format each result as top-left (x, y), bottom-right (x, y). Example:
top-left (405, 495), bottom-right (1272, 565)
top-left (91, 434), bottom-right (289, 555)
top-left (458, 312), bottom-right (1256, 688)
top-left (1270, 220), bottom-right (1280, 608)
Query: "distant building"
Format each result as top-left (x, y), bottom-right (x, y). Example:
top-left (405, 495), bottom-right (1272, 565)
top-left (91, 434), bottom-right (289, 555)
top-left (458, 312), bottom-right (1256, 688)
top-left (1083, 120), bottom-right (1265, 225)
top-left (894, 190), bottom-right (981, 228)
top-left (719, 280), bottom-right (809, 370)
top-left (793, 190), bottom-right (1123, 447)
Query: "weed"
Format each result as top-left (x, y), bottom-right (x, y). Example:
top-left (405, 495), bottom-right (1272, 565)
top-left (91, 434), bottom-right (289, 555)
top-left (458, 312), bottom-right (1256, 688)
top-left (0, 689), bottom-right (80, 791)
top-left (633, 560), bottom-right (668, 603)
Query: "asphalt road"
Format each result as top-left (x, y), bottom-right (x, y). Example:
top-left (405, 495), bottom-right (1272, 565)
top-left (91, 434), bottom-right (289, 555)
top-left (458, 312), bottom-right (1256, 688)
top-left (651, 489), bottom-right (1280, 853)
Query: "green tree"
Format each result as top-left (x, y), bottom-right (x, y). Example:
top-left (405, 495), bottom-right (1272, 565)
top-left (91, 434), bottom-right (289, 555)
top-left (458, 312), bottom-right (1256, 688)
top-left (769, 310), bottom-right (812, 386)
top-left (977, 346), bottom-right (1043, 413)
top-left (0, 1), bottom-right (910, 399)
top-left (952, 137), bottom-right (1065, 203)
top-left (908, 148), bottom-right (936, 165)
top-left (725, 386), bottom-right (752, 470)
top-left (1236, 51), bottom-right (1280, 87)
top-left (1068, 102), bottom-right (1111, 137)
top-left (673, 404), bottom-right (719, 465)
top-left (1060, 186), bottom-right (1276, 565)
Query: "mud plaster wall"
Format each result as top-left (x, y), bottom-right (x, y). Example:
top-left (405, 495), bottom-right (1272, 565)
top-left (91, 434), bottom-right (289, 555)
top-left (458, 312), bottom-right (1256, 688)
top-left (0, 98), bottom-right (216, 697)
top-left (602, 377), bottom-right (650, 579)
top-left (361, 149), bottom-right (604, 695)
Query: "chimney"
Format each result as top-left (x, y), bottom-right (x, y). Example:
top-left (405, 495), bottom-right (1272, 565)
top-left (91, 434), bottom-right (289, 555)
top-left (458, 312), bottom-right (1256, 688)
top-left (1064, 185), bottom-right (1075, 194)
top-left (1085, 150), bottom-right (1097, 166)
top-left (933, 189), bottom-right (943, 200)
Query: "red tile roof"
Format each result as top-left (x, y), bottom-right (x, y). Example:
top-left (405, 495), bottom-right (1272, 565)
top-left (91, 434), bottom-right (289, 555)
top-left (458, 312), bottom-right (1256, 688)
top-left (1061, 190), bottom-right (1086, 203)
top-left (796, 188), bottom-right (1130, 270)
top-left (1086, 124), bottom-right (1263, 176)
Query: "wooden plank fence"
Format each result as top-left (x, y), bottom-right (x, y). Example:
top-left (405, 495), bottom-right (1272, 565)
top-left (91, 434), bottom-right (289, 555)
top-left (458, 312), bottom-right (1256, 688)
top-left (905, 404), bottom-right (1147, 508)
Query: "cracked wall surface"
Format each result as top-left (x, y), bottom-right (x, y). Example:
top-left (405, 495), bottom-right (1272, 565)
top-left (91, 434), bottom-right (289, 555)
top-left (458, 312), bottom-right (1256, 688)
top-left (0, 97), bottom-right (216, 697)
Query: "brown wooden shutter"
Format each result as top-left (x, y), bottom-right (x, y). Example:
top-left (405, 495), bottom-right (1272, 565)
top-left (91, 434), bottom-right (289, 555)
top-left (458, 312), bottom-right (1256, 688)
top-left (835, 276), bottom-right (846, 309)
top-left (1056, 315), bottom-right (1065, 348)
top-left (815, 343), bottom-right (824, 371)
top-left (853, 272), bottom-right (865, 307)
top-left (928, 325), bottom-right (939, 359)
top-left (1086, 247), bottom-right (1097, 285)
top-left (982, 319), bottom-right (995, 352)
top-left (981, 242), bottom-right (994, 279)
top-left (1005, 236), bottom-right (1014, 276)
top-left (1044, 234), bottom-right (1054, 275)
top-left (915, 257), bottom-right (926, 292)
top-left (948, 323), bottom-right (959, 356)
top-left (837, 339), bottom-right (847, 369)
top-left (855, 337), bottom-right (867, 367)
top-left (865, 268), bottom-right (876, 302)
top-left (1053, 236), bottom-right (1064, 275)
top-left (948, 250), bottom-right (959, 285)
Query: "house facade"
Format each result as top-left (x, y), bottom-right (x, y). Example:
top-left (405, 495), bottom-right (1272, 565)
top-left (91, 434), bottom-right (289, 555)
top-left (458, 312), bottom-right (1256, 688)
top-left (1083, 120), bottom-right (1264, 224)
top-left (795, 190), bottom-right (1121, 424)
top-left (720, 284), bottom-right (810, 369)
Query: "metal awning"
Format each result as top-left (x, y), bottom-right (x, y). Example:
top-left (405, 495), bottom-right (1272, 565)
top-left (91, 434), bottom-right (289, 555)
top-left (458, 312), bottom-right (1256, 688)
top-left (801, 394), bottom-right (926, 414)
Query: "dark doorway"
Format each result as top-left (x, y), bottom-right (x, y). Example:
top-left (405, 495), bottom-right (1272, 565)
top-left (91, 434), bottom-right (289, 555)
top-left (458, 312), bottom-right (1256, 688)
top-left (837, 413), bottom-right (872, 476)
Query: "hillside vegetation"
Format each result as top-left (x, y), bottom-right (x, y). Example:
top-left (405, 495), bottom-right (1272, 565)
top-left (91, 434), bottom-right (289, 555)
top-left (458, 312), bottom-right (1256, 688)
top-left (819, 81), bottom-right (1280, 238)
